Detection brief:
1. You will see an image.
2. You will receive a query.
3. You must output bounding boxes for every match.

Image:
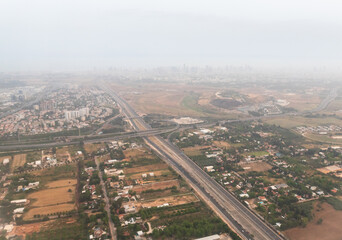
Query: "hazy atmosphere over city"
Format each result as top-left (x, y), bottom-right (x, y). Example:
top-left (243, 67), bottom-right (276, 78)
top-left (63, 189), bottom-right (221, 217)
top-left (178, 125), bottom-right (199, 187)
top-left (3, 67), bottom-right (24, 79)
top-left (1, 0), bottom-right (342, 71)
top-left (0, 1), bottom-right (342, 240)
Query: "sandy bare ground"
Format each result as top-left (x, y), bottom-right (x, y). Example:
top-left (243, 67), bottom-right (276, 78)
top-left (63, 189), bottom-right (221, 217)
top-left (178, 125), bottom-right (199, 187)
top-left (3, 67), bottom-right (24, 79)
top-left (11, 220), bottom-right (52, 237)
top-left (239, 162), bottom-right (272, 173)
top-left (123, 148), bottom-right (154, 159)
top-left (11, 218), bottom-right (76, 238)
top-left (284, 202), bottom-right (342, 240)
top-left (139, 193), bottom-right (199, 208)
top-left (133, 179), bottom-right (179, 193)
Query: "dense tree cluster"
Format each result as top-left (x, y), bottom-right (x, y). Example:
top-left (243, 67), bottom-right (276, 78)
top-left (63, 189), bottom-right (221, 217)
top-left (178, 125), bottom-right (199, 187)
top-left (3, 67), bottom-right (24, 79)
top-left (151, 217), bottom-right (239, 240)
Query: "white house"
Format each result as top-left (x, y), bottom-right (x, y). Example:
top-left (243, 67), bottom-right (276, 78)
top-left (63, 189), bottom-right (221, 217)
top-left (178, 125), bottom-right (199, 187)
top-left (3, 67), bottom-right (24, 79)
top-left (239, 193), bottom-right (249, 198)
top-left (4, 224), bottom-right (14, 233)
top-left (204, 166), bottom-right (215, 172)
top-left (107, 159), bottom-right (118, 164)
top-left (28, 181), bottom-right (40, 188)
top-left (11, 199), bottom-right (27, 205)
top-left (2, 158), bottom-right (10, 165)
top-left (13, 207), bottom-right (25, 214)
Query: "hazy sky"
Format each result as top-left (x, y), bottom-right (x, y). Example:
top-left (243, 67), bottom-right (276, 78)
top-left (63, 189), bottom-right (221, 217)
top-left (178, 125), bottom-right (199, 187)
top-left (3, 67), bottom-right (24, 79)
top-left (1, 0), bottom-right (342, 71)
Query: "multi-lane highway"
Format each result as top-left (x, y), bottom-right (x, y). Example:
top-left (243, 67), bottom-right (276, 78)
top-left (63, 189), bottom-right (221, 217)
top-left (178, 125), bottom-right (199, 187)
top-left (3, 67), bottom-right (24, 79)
top-left (0, 127), bottom-right (178, 151)
top-left (310, 87), bottom-right (339, 113)
top-left (104, 85), bottom-right (284, 240)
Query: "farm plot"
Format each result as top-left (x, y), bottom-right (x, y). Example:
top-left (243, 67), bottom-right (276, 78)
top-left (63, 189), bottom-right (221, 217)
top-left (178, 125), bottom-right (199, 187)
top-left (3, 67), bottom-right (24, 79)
top-left (31, 164), bottom-right (77, 181)
top-left (56, 147), bottom-right (71, 162)
top-left (213, 141), bottom-right (231, 148)
top-left (239, 162), bottom-right (272, 173)
top-left (139, 193), bottom-right (199, 208)
top-left (182, 146), bottom-right (210, 156)
top-left (96, 153), bottom-right (111, 163)
top-left (24, 178), bottom-right (76, 220)
top-left (123, 148), bottom-right (154, 159)
top-left (128, 169), bottom-right (173, 180)
top-left (29, 186), bottom-right (74, 207)
top-left (242, 151), bottom-right (270, 157)
top-left (262, 176), bottom-right (287, 185)
top-left (25, 204), bottom-right (75, 220)
top-left (11, 154), bottom-right (26, 172)
top-left (26, 151), bottom-right (42, 163)
top-left (84, 143), bottom-right (105, 154)
top-left (133, 179), bottom-right (179, 193)
top-left (124, 163), bottom-right (168, 174)
top-left (46, 179), bottom-right (77, 188)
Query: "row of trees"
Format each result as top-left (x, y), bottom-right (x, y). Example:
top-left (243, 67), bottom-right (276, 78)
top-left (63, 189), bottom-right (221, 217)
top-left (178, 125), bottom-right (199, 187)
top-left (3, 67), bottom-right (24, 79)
top-left (151, 217), bottom-right (240, 240)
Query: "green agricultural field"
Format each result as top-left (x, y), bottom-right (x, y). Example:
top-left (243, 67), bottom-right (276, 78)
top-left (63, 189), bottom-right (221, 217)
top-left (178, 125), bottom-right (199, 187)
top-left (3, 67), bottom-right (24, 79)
top-left (26, 151), bottom-right (42, 163)
top-left (181, 93), bottom-right (213, 116)
top-left (31, 164), bottom-right (78, 183)
top-left (242, 151), bottom-right (270, 157)
top-left (190, 155), bottom-right (217, 167)
top-left (181, 92), bottom-right (239, 119)
top-left (182, 146), bottom-right (208, 156)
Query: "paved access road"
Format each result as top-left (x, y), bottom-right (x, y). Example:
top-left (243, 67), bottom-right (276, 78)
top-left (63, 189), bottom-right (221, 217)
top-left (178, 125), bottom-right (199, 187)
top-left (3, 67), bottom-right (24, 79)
top-left (95, 157), bottom-right (117, 240)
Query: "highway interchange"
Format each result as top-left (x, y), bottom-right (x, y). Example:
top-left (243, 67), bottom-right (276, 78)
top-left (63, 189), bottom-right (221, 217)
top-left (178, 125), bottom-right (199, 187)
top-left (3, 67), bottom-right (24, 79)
top-left (104, 85), bottom-right (284, 240)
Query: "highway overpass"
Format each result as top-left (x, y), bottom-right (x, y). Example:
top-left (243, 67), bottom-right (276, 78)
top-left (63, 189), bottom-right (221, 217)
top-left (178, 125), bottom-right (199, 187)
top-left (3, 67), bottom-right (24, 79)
top-left (0, 127), bottom-right (177, 151)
